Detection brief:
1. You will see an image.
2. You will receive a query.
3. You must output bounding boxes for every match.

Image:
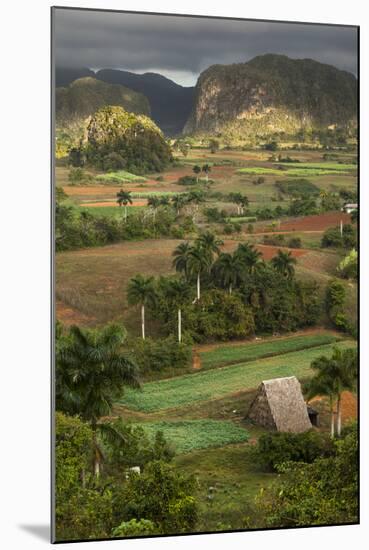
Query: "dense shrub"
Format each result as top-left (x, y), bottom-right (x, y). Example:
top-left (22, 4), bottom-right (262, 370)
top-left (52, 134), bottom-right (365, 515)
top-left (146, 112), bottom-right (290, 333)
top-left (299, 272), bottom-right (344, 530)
top-left (169, 290), bottom-right (255, 343)
top-left (55, 413), bottom-right (113, 541)
top-left (253, 431), bottom-right (334, 472)
top-left (288, 196), bottom-right (318, 216)
top-left (240, 267), bottom-right (321, 333)
top-left (263, 234), bottom-right (285, 246)
top-left (256, 430), bottom-right (358, 527)
top-left (337, 249), bottom-right (357, 280)
top-left (55, 201), bottom-right (177, 251)
top-left (276, 178), bottom-right (319, 197)
top-left (321, 224), bottom-right (357, 249)
top-left (204, 207), bottom-right (227, 223)
top-left (112, 519), bottom-right (157, 538)
top-left (118, 460), bottom-right (198, 534)
top-left (325, 279), bottom-right (350, 332)
top-left (177, 175), bottom-right (198, 186)
top-left (288, 237), bottom-right (302, 248)
top-left (129, 336), bottom-right (192, 374)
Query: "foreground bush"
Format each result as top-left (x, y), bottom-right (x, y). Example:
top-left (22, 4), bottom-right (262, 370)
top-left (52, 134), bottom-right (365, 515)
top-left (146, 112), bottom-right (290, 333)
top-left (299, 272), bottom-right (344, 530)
top-left (117, 460), bottom-right (198, 534)
top-left (253, 430), bottom-right (334, 472)
top-left (256, 429), bottom-right (358, 527)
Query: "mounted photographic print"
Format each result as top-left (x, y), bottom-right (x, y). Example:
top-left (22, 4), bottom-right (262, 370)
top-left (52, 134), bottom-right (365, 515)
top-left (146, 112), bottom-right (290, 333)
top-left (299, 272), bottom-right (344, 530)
top-left (52, 6), bottom-right (359, 543)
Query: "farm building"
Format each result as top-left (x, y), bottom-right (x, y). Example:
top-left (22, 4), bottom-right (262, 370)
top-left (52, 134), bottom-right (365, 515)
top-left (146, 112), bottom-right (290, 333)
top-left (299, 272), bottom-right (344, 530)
top-left (343, 203), bottom-right (358, 214)
top-left (247, 376), bottom-right (312, 433)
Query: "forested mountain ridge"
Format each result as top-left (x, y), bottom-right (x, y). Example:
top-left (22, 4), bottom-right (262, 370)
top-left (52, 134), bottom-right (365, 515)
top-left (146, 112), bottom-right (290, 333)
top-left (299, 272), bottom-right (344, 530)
top-left (183, 54), bottom-right (357, 137)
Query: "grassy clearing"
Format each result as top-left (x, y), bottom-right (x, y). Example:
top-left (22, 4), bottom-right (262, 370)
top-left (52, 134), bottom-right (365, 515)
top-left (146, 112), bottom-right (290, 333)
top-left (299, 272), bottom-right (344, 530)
top-left (199, 334), bottom-right (340, 370)
top-left (95, 171), bottom-right (147, 183)
top-left (174, 443), bottom-right (275, 531)
top-left (119, 340), bottom-right (356, 412)
top-left (139, 420), bottom-right (249, 454)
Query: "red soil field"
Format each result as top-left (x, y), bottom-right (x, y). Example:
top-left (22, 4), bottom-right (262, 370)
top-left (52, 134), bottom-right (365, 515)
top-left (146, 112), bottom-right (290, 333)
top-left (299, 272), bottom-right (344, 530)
top-left (222, 240), bottom-right (308, 260)
top-left (310, 391), bottom-right (357, 424)
top-left (56, 300), bottom-right (96, 326)
top-left (276, 212), bottom-right (352, 232)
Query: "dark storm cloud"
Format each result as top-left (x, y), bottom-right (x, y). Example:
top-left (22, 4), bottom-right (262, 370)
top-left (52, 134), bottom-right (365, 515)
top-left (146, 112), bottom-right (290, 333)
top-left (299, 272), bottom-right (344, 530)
top-left (54, 8), bottom-right (358, 85)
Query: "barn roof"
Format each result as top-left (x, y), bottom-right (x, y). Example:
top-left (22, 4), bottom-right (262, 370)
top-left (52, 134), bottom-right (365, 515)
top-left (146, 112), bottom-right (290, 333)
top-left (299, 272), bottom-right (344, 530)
top-left (248, 376), bottom-right (312, 433)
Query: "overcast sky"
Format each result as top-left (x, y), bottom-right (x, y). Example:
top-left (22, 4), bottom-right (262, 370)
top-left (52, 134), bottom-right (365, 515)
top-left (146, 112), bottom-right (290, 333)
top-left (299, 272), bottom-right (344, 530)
top-left (54, 8), bottom-right (358, 87)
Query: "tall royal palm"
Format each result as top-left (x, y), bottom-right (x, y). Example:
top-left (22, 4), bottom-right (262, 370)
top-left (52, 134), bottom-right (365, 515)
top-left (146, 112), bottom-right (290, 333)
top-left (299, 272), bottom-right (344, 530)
top-left (197, 231), bottom-right (223, 261)
top-left (187, 243), bottom-right (212, 301)
top-left (271, 249), bottom-right (297, 279)
top-left (116, 189), bottom-right (133, 222)
top-left (172, 241), bottom-right (192, 281)
top-left (164, 278), bottom-right (191, 342)
top-left (212, 252), bottom-right (242, 294)
top-left (235, 243), bottom-right (262, 274)
top-left (307, 347), bottom-right (357, 437)
top-left (147, 196), bottom-right (161, 222)
top-left (202, 163), bottom-right (211, 182)
top-left (192, 165), bottom-right (201, 183)
top-left (127, 274), bottom-right (156, 340)
top-left (171, 194), bottom-right (186, 216)
top-left (56, 323), bottom-right (140, 475)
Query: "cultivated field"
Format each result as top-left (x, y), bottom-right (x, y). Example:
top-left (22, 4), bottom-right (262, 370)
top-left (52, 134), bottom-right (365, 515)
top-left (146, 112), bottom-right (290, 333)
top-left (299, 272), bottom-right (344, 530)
top-left (118, 340), bottom-right (356, 412)
top-left (138, 419), bottom-right (250, 453)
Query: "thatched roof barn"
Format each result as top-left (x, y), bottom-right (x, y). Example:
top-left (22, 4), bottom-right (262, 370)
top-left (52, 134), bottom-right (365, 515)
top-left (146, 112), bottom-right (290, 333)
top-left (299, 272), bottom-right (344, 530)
top-left (247, 376), bottom-right (312, 433)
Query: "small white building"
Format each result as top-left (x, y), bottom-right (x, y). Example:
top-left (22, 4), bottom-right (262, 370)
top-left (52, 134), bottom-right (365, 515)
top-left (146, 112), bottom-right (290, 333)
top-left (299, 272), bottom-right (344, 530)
top-left (343, 203), bottom-right (358, 214)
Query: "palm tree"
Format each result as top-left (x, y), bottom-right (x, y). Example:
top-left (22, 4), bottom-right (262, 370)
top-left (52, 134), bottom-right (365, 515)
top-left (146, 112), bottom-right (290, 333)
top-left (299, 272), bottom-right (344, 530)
top-left (271, 250), bottom-right (297, 279)
top-left (147, 196), bottom-right (161, 222)
top-left (192, 165), bottom-right (201, 182)
top-left (212, 252), bottom-right (242, 294)
top-left (239, 195), bottom-right (249, 214)
top-left (235, 243), bottom-right (262, 274)
top-left (229, 192), bottom-right (243, 215)
top-left (127, 274), bottom-right (156, 339)
top-left (56, 323), bottom-right (140, 476)
top-left (197, 231), bottom-right (223, 262)
top-left (202, 164), bottom-right (211, 182)
top-left (306, 365), bottom-right (337, 438)
top-left (172, 241), bottom-right (192, 281)
top-left (307, 347), bottom-right (357, 437)
top-left (116, 190), bottom-right (133, 222)
top-left (187, 244), bottom-right (212, 301)
top-left (186, 190), bottom-right (206, 222)
top-left (164, 278), bottom-right (191, 342)
top-left (171, 194), bottom-right (186, 216)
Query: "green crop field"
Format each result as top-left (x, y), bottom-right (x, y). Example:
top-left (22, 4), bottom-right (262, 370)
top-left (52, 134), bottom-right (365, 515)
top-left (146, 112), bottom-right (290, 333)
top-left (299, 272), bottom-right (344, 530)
top-left (275, 162), bottom-right (357, 171)
top-left (130, 191), bottom-right (178, 198)
top-left (237, 163), bottom-right (356, 178)
top-left (95, 170), bottom-right (147, 183)
top-left (78, 205), bottom-right (145, 217)
top-left (227, 216), bottom-right (257, 223)
top-left (139, 420), bottom-right (249, 454)
top-left (199, 334), bottom-right (340, 370)
top-left (237, 167), bottom-right (282, 176)
top-left (119, 340), bottom-right (356, 412)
